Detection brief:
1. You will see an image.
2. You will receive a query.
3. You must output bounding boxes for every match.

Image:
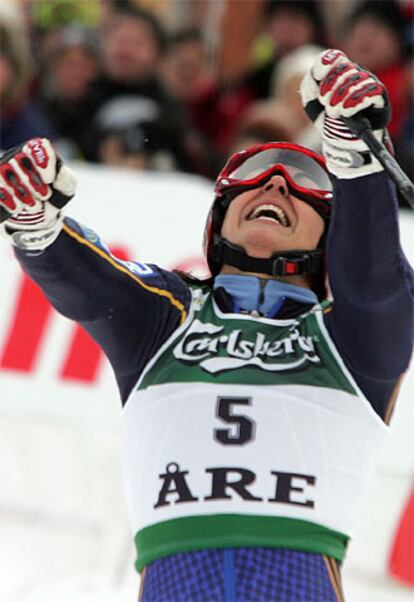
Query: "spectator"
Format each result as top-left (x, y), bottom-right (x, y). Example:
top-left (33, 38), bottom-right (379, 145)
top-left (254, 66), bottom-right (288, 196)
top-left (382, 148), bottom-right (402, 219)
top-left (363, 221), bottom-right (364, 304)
top-left (339, 0), bottom-right (411, 138)
top-left (0, 21), bottom-right (55, 151)
top-left (92, 4), bottom-right (166, 106)
top-left (82, 5), bottom-right (193, 170)
top-left (160, 28), bottom-right (214, 104)
top-left (39, 25), bottom-right (101, 158)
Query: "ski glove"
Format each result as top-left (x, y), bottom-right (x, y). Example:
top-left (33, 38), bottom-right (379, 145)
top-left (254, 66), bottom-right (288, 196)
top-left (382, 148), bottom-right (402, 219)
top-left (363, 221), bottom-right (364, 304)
top-left (300, 49), bottom-right (391, 178)
top-left (0, 138), bottom-right (76, 250)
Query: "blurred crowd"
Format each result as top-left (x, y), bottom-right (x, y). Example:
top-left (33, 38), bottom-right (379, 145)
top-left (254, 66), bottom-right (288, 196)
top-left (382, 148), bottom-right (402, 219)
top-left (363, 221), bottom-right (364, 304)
top-left (0, 0), bottom-right (413, 186)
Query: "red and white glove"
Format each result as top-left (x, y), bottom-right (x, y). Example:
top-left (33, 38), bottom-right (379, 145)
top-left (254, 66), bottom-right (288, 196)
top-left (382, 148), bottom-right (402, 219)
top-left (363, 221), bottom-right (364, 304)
top-left (300, 49), bottom-right (391, 178)
top-left (0, 138), bottom-right (76, 250)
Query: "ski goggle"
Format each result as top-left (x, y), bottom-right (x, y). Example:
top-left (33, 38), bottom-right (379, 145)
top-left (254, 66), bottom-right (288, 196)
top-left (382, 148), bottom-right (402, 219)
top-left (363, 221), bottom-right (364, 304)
top-left (215, 142), bottom-right (333, 219)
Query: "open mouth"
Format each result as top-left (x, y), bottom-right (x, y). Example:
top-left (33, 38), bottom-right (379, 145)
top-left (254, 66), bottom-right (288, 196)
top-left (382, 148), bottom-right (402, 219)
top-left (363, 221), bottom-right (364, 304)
top-left (246, 204), bottom-right (291, 227)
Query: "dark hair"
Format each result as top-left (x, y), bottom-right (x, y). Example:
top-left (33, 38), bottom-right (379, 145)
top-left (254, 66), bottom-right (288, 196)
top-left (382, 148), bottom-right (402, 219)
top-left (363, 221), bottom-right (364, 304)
top-left (344, 0), bottom-right (407, 36)
top-left (112, 4), bottom-right (166, 53)
top-left (264, 0), bottom-right (326, 45)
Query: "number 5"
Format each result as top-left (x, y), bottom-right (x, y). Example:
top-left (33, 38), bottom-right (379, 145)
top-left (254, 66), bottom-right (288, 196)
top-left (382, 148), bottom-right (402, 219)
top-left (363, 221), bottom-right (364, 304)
top-left (214, 397), bottom-right (255, 446)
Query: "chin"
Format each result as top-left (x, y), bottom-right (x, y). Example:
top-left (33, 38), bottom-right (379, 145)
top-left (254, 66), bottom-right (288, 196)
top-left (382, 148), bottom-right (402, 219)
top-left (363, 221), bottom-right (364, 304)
top-left (244, 242), bottom-right (284, 258)
top-left (242, 232), bottom-right (286, 258)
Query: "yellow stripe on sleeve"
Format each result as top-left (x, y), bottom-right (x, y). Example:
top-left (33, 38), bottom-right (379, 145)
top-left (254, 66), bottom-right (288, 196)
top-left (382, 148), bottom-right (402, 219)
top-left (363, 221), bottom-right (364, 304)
top-left (62, 223), bottom-right (187, 324)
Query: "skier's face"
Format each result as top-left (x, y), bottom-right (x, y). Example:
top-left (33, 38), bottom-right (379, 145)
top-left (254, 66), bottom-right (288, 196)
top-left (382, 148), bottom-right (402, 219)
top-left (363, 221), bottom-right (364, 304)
top-left (221, 173), bottom-right (325, 261)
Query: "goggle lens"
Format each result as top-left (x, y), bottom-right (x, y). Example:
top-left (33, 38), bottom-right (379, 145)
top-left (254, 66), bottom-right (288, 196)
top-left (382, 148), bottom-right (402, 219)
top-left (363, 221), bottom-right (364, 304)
top-left (227, 148), bottom-right (333, 192)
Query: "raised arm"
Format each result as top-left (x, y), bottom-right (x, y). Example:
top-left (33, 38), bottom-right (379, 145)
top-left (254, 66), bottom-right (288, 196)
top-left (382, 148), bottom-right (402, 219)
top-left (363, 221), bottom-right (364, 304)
top-left (0, 139), bottom-right (191, 401)
top-left (300, 50), bottom-right (414, 418)
top-left (327, 172), bottom-right (413, 417)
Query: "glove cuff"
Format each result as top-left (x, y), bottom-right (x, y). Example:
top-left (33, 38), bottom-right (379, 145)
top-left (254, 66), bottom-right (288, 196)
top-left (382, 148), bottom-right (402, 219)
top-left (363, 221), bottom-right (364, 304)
top-left (0, 213), bottom-right (64, 250)
top-left (322, 117), bottom-right (384, 179)
top-left (322, 140), bottom-right (384, 179)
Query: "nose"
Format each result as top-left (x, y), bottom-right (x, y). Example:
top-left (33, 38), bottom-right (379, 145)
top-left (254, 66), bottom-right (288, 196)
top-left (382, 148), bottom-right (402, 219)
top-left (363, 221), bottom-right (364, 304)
top-left (262, 174), bottom-right (288, 196)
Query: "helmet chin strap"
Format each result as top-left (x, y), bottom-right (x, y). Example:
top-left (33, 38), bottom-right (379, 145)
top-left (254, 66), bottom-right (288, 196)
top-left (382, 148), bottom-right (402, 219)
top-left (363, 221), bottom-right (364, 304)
top-left (211, 234), bottom-right (325, 277)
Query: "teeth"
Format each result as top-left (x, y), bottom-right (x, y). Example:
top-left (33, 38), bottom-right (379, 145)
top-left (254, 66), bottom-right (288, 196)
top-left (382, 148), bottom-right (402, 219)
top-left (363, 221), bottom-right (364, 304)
top-left (248, 204), bottom-right (289, 226)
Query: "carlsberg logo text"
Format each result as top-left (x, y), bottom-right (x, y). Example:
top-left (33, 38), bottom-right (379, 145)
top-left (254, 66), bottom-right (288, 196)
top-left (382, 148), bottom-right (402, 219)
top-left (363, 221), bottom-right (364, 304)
top-left (173, 319), bottom-right (320, 374)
